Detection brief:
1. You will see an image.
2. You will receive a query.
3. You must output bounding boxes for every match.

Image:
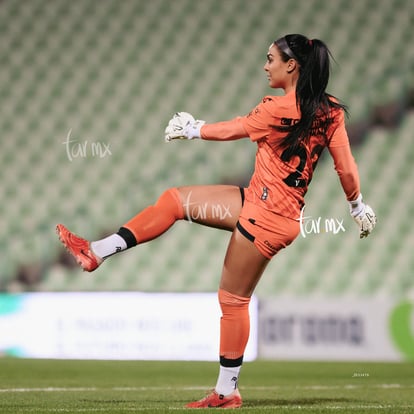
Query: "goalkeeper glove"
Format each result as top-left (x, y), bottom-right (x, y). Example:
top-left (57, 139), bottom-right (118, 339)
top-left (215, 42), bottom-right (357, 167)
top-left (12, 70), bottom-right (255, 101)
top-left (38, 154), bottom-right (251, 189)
top-left (349, 194), bottom-right (377, 238)
top-left (165, 112), bottom-right (205, 142)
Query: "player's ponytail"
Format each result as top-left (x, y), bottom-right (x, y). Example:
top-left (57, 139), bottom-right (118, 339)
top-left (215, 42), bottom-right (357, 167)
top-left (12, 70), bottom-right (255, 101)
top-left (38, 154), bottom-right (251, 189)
top-left (274, 34), bottom-right (347, 153)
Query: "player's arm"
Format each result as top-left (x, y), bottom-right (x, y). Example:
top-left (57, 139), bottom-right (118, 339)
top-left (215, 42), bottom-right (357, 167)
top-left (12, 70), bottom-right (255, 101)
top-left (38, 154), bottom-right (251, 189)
top-left (164, 97), bottom-right (276, 142)
top-left (164, 112), bottom-right (247, 142)
top-left (328, 109), bottom-right (377, 238)
top-left (328, 144), bottom-right (360, 202)
top-left (201, 118), bottom-right (247, 141)
top-left (328, 144), bottom-right (377, 238)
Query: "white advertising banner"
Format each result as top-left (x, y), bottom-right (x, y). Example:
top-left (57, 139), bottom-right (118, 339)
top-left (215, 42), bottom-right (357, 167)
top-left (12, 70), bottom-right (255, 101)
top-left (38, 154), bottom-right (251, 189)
top-left (259, 298), bottom-right (414, 361)
top-left (0, 292), bottom-right (258, 361)
top-left (1, 294), bottom-right (412, 361)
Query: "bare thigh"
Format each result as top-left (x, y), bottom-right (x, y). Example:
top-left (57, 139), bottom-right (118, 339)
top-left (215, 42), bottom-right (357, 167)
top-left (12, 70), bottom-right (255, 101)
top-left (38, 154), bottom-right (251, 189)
top-left (177, 185), bottom-right (242, 231)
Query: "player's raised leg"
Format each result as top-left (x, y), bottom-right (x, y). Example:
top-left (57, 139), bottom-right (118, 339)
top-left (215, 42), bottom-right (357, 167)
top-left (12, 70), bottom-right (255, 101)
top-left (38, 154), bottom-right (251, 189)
top-left (56, 185), bottom-right (243, 272)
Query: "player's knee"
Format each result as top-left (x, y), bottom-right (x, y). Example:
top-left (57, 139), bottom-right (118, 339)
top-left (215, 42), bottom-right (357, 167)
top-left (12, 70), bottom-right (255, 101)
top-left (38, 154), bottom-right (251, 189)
top-left (218, 289), bottom-right (250, 314)
top-left (155, 188), bottom-right (185, 220)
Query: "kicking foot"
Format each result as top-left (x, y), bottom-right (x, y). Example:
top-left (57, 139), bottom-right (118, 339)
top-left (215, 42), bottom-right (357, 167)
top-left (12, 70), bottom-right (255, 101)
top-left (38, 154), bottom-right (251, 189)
top-left (56, 224), bottom-right (102, 272)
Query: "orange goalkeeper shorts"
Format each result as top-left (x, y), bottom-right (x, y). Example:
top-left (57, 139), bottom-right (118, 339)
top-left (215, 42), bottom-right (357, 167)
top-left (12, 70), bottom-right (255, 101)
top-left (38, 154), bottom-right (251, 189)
top-left (237, 200), bottom-right (300, 259)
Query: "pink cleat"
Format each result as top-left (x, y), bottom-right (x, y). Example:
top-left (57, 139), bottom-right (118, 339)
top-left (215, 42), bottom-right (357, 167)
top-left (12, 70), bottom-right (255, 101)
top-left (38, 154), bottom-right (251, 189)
top-left (185, 389), bottom-right (242, 409)
top-left (56, 224), bottom-right (101, 272)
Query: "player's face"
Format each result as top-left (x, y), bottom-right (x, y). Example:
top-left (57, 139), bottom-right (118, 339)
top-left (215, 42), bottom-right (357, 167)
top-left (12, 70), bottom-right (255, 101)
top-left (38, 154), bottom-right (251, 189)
top-left (264, 44), bottom-right (296, 91)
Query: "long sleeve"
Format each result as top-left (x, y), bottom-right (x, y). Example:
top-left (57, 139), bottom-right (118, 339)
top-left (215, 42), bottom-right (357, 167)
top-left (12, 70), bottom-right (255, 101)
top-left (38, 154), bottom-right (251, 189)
top-left (328, 144), bottom-right (360, 201)
top-left (200, 117), bottom-right (248, 141)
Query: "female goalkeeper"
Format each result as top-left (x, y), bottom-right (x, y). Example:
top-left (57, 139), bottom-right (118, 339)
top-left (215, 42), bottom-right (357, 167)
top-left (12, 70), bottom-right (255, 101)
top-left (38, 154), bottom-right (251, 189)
top-left (57, 34), bottom-right (376, 408)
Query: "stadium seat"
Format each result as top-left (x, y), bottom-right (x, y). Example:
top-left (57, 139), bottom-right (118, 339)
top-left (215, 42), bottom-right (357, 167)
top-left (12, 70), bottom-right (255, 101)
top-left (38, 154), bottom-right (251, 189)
top-left (1, 0), bottom-right (413, 298)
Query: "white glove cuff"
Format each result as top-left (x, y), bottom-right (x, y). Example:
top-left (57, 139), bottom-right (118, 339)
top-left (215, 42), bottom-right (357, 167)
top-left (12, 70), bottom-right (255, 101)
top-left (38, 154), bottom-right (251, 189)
top-left (185, 120), bottom-right (205, 140)
top-left (349, 193), bottom-right (364, 217)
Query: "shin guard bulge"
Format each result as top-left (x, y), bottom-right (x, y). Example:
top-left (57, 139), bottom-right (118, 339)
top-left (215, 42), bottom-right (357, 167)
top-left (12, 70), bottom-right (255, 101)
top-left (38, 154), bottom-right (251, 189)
top-left (122, 188), bottom-right (185, 244)
top-left (218, 288), bottom-right (251, 363)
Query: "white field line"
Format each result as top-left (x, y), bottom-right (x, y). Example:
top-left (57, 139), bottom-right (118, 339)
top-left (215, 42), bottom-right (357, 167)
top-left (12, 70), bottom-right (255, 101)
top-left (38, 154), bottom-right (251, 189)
top-left (0, 384), bottom-right (413, 393)
top-left (0, 387), bottom-right (413, 412)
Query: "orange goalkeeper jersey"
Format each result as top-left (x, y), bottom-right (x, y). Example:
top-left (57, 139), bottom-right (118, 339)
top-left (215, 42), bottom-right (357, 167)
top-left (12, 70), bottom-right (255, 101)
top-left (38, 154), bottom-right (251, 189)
top-left (201, 90), bottom-right (360, 219)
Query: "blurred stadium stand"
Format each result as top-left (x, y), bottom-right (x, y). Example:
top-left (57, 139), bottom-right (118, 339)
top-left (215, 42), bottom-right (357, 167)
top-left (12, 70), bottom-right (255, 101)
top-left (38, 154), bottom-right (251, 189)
top-left (1, 0), bottom-right (413, 297)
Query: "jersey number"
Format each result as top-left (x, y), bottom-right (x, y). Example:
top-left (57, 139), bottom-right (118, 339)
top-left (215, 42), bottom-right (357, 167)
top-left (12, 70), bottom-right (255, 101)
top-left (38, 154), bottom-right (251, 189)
top-left (281, 144), bottom-right (324, 188)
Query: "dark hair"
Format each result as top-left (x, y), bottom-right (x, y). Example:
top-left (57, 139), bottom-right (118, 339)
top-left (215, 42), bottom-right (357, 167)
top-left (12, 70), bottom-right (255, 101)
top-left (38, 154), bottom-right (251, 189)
top-left (274, 34), bottom-right (347, 152)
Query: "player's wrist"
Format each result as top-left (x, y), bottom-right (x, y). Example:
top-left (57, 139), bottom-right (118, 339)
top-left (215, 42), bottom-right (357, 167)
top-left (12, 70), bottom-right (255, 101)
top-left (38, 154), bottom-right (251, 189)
top-left (185, 120), bottom-right (205, 140)
top-left (349, 193), bottom-right (364, 217)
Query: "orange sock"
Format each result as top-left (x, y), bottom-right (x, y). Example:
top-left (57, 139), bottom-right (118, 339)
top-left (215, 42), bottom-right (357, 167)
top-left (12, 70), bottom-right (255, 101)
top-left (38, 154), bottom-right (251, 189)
top-left (122, 188), bottom-right (185, 244)
top-left (218, 288), bottom-right (251, 365)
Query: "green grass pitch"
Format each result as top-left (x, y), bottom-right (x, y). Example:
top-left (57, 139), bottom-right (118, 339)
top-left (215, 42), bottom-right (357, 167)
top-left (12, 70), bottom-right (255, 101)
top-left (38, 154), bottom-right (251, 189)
top-left (0, 359), bottom-right (413, 413)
